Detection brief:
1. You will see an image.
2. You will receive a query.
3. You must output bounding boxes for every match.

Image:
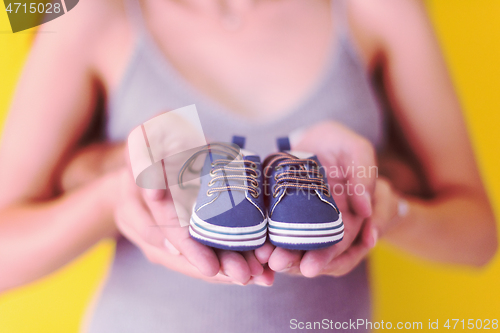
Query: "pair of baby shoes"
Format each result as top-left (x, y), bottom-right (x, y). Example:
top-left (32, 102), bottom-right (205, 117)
top-left (184, 136), bottom-right (343, 251)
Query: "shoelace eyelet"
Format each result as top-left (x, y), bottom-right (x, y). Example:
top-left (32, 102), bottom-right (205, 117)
top-left (206, 190), bottom-right (214, 197)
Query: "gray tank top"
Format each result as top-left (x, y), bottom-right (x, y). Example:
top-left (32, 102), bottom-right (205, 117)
top-left (88, 0), bottom-right (385, 332)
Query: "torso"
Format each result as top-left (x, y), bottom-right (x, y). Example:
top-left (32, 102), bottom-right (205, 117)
top-left (87, 1), bottom-right (384, 331)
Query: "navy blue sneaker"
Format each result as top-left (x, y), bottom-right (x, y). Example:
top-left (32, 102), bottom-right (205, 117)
top-left (263, 137), bottom-right (344, 250)
top-left (181, 136), bottom-right (267, 251)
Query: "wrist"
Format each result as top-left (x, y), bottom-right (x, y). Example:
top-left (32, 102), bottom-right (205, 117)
top-left (385, 192), bottom-right (411, 236)
top-left (97, 168), bottom-right (126, 212)
top-left (397, 197), bottom-right (410, 219)
top-left (59, 143), bottom-right (126, 192)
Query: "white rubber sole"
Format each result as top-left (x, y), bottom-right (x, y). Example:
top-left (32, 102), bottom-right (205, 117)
top-left (268, 213), bottom-right (344, 247)
top-left (189, 211), bottom-right (267, 250)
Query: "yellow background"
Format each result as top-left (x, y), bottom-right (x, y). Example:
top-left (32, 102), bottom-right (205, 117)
top-left (0, 1), bottom-right (499, 331)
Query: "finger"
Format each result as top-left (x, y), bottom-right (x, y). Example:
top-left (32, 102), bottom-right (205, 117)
top-left (331, 190), bottom-right (349, 215)
top-left (115, 199), bottom-right (168, 249)
top-left (252, 265), bottom-right (275, 287)
top-left (323, 222), bottom-right (377, 276)
top-left (215, 249), bottom-right (252, 284)
top-left (177, 237), bottom-right (221, 277)
top-left (293, 126), bottom-right (375, 219)
top-left (115, 205), bottom-right (173, 264)
top-left (120, 162), bottom-right (219, 276)
top-left (143, 190), bottom-right (220, 277)
top-left (169, 255), bottom-right (236, 284)
top-left (144, 188), bottom-right (167, 201)
top-left (345, 140), bottom-right (377, 218)
top-left (163, 238), bottom-right (181, 255)
top-left (348, 191), bottom-right (372, 219)
top-left (212, 273), bottom-right (239, 284)
top-left (323, 242), bottom-right (370, 277)
top-left (268, 247), bottom-right (304, 272)
top-left (281, 266), bottom-right (303, 275)
top-left (242, 251), bottom-right (265, 276)
top-left (254, 239), bottom-right (275, 264)
top-left (299, 215), bottom-right (365, 277)
top-left (298, 246), bottom-right (337, 278)
top-left (130, 237), bottom-right (236, 285)
top-left (321, 139), bottom-right (374, 219)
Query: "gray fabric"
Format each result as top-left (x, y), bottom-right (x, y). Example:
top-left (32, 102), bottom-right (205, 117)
top-left (88, 0), bottom-right (385, 332)
top-left (89, 240), bottom-right (371, 332)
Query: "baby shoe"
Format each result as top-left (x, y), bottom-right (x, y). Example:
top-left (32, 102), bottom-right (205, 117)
top-left (263, 137), bottom-right (343, 250)
top-left (181, 136), bottom-right (267, 251)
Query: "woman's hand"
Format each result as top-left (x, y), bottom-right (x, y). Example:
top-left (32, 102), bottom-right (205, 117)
top-left (60, 142), bottom-right (274, 285)
top-left (113, 168), bottom-right (274, 285)
top-left (257, 121), bottom-right (379, 277)
top-left (320, 177), bottom-right (401, 276)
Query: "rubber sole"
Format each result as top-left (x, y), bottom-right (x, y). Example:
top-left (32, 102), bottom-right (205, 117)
top-left (268, 213), bottom-right (344, 250)
top-left (189, 211), bottom-right (267, 251)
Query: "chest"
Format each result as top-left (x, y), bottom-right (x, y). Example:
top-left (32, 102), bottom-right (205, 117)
top-left (101, 0), bottom-right (336, 120)
top-left (102, 0), bottom-right (385, 154)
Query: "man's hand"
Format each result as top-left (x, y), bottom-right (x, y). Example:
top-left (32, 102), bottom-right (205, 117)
top-left (59, 142), bottom-right (126, 192)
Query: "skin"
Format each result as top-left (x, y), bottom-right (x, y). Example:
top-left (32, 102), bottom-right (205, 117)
top-left (0, 0), bottom-right (497, 292)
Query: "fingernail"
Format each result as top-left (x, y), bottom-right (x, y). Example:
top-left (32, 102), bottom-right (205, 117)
top-left (232, 281), bottom-right (246, 286)
top-left (256, 281), bottom-right (272, 287)
top-left (164, 239), bottom-right (180, 255)
top-left (279, 262), bottom-right (293, 272)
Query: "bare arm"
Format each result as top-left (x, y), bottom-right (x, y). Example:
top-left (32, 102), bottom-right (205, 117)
top-left (267, 0), bottom-right (497, 278)
top-left (0, 175), bottom-right (120, 292)
top-left (354, 0), bottom-right (497, 266)
top-left (0, 0), bottom-right (270, 290)
top-left (0, 3), bottom-right (121, 292)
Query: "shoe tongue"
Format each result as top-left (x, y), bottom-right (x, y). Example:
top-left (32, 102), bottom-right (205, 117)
top-left (240, 149), bottom-right (261, 164)
top-left (239, 148), bottom-right (257, 158)
top-left (285, 150), bottom-right (315, 160)
top-left (209, 150), bottom-right (259, 165)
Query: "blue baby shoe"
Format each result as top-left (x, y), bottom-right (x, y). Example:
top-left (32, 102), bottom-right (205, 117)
top-left (263, 137), bottom-right (343, 250)
top-left (182, 136), bottom-right (267, 251)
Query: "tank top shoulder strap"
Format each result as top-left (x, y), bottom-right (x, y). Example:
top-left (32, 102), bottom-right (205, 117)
top-left (331, 0), bottom-right (352, 40)
top-left (123, 0), bottom-right (147, 32)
